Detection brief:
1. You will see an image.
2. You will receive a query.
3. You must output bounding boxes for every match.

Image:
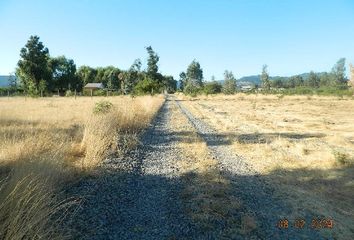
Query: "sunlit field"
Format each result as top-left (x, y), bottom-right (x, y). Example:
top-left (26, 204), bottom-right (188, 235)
top-left (178, 93), bottom-right (354, 239)
top-left (0, 96), bottom-right (164, 239)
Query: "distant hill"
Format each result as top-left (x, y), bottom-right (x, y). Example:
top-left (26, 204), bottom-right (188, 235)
top-left (238, 75), bottom-right (261, 86)
top-left (0, 76), bottom-right (10, 87)
top-left (233, 72), bottom-right (327, 86)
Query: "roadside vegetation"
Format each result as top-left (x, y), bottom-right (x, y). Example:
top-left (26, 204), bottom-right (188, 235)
top-left (0, 96), bottom-right (164, 239)
top-left (178, 94), bottom-right (354, 239)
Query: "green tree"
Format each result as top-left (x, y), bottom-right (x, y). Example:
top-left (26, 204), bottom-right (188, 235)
top-left (103, 66), bottom-right (121, 90)
top-left (125, 59), bottom-right (143, 93)
top-left (162, 75), bottom-right (177, 93)
top-left (288, 76), bottom-right (297, 88)
top-left (178, 72), bottom-right (187, 91)
top-left (320, 72), bottom-right (332, 86)
top-left (95, 67), bottom-right (105, 83)
top-left (261, 64), bottom-right (270, 91)
top-left (77, 66), bottom-right (97, 89)
top-left (294, 75), bottom-right (304, 87)
top-left (50, 56), bottom-right (77, 92)
top-left (8, 73), bottom-right (17, 91)
top-left (146, 46), bottom-right (159, 80)
top-left (222, 70), bottom-right (237, 94)
top-left (133, 77), bottom-right (160, 95)
top-left (331, 58), bottom-right (347, 87)
top-left (16, 35), bottom-right (52, 96)
top-left (307, 71), bottom-right (320, 88)
top-left (271, 77), bottom-right (284, 88)
top-left (186, 60), bottom-right (203, 87)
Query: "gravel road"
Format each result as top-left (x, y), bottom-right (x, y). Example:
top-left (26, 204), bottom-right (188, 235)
top-left (64, 96), bottom-right (322, 239)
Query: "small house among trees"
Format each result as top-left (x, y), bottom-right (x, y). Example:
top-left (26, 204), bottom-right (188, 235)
top-left (83, 83), bottom-right (104, 96)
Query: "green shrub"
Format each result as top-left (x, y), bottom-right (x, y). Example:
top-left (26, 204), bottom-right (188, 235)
top-left (184, 82), bottom-right (202, 96)
top-left (133, 78), bottom-right (160, 95)
top-left (93, 100), bottom-right (113, 114)
top-left (65, 90), bottom-right (74, 97)
top-left (94, 89), bottom-right (106, 96)
top-left (203, 81), bottom-right (222, 95)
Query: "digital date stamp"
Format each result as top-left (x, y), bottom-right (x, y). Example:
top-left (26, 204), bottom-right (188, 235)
top-left (277, 218), bottom-right (334, 230)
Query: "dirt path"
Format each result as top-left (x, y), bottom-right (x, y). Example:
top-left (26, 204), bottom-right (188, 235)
top-left (64, 96), bottom-right (322, 239)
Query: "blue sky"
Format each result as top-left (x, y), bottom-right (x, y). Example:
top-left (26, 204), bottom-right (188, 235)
top-left (1, 0), bottom-right (354, 80)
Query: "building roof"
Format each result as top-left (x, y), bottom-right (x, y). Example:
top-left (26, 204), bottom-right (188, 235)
top-left (84, 83), bottom-right (104, 89)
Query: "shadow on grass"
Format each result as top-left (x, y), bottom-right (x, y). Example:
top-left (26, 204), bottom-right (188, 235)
top-left (141, 129), bottom-right (325, 147)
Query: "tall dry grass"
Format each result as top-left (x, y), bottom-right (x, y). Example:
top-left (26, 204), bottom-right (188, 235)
top-left (0, 95), bottom-right (164, 239)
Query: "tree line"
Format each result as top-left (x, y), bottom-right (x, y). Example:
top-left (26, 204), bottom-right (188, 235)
top-left (178, 60), bottom-right (237, 96)
top-left (4, 35), bottom-right (352, 97)
top-left (14, 35), bottom-right (176, 96)
top-left (177, 58), bottom-right (351, 96)
top-left (260, 58), bottom-right (348, 90)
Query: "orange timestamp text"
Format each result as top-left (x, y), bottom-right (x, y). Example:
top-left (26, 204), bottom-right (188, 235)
top-left (277, 218), bottom-right (334, 229)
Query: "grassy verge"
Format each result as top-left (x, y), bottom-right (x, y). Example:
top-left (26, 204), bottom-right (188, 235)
top-left (0, 96), bottom-right (164, 239)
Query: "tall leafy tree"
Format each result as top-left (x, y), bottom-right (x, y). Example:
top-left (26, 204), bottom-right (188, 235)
top-left (307, 71), bottom-right (320, 88)
top-left (331, 58), bottom-right (347, 87)
top-left (16, 35), bottom-right (51, 95)
top-left (95, 67), bottom-right (106, 83)
top-left (103, 66), bottom-right (121, 90)
top-left (178, 72), bottom-right (187, 91)
top-left (162, 75), bottom-right (177, 93)
top-left (77, 66), bottom-right (97, 88)
top-left (50, 56), bottom-right (77, 92)
top-left (222, 70), bottom-right (237, 94)
top-left (261, 64), bottom-right (270, 90)
top-left (146, 46), bottom-right (159, 80)
top-left (294, 75), bottom-right (304, 87)
top-left (186, 60), bottom-right (203, 87)
top-left (126, 59), bottom-right (143, 93)
top-left (288, 76), bottom-right (297, 88)
top-left (118, 71), bottom-right (129, 94)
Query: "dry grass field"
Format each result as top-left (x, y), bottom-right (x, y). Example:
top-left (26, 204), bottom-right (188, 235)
top-left (177, 93), bottom-right (354, 239)
top-left (0, 96), bottom-right (164, 239)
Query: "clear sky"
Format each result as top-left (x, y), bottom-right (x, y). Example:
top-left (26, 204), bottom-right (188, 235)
top-left (1, 0), bottom-right (354, 80)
